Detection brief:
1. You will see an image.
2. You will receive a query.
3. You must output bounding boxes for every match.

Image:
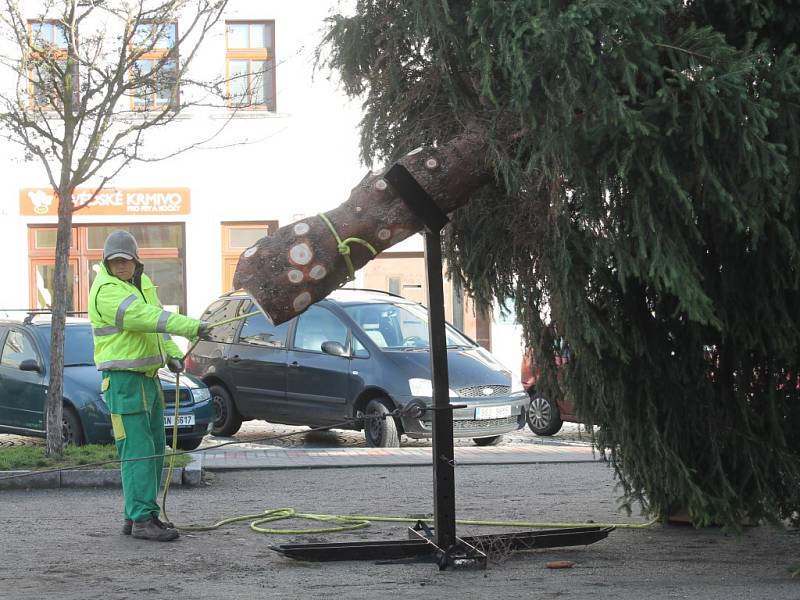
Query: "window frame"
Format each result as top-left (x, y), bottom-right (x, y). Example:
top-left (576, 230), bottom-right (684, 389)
top-left (129, 20), bottom-right (180, 111)
top-left (1, 328), bottom-right (39, 368)
top-left (225, 20), bottom-right (276, 111)
top-left (26, 19), bottom-right (79, 110)
top-left (27, 223), bottom-right (187, 315)
top-left (221, 221), bottom-right (278, 291)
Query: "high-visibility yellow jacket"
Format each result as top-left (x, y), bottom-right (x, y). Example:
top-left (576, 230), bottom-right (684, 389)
top-left (89, 263), bottom-right (200, 374)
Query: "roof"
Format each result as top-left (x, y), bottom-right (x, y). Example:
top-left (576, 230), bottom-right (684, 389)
top-left (0, 312), bottom-right (90, 326)
top-left (220, 288), bottom-right (411, 305)
top-left (327, 288), bottom-right (411, 305)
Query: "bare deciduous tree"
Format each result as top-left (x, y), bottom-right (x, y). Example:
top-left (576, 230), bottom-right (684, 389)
top-left (0, 0), bottom-right (255, 454)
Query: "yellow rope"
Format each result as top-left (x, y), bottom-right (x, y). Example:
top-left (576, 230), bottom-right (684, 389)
top-left (318, 212), bottom-right (378, 281)
top-left (174, 509), bottom-right (658, 535)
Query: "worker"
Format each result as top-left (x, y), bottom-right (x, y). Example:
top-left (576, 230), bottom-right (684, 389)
top-left (89, 230), bottom-right (209, 542)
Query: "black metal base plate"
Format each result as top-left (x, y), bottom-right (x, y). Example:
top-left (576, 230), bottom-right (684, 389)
top-left (270, 524), bottom-right (614, 569)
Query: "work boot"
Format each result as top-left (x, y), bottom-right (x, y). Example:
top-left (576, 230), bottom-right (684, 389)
top-left (153, 515), bottom-right (175, 530)
top-left (131, 517), bottom-right (179, 541)
top-left (123, 515), bottom-right (174, 535)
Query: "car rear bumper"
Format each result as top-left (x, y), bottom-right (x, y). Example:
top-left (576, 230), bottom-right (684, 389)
top-left (398, 393), bottom-right (530, 439)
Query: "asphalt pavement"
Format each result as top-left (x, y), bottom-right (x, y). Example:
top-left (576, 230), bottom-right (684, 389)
top-left (1, 459), bottom-right (798, 600)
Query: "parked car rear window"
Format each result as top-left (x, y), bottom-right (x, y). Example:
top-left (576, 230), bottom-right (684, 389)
top-left (200, 299), bottom-right (244, 344)
top-left (238, 310), bottom-right (290, 348)
top-left (37, 325), bottom-right (96, 366)
top-left (1, 330), bottom-right (37, 367)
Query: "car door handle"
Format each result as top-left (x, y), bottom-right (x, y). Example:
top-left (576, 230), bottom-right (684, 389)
top-left (229, 355), bottom-right (241, 363)
top-left (289, 361), bottom-right (300, 368)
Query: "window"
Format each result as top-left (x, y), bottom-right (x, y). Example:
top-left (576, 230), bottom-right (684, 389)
top-left (27, 20), bottom-right (77, 109)
top-left (221, 222), bottom-right (278, 291)
top-left (238, 310), bottom-right (290, 348)
top-left (1, 331), bottom-right (37, 368)
top-left (388, 277), bottom-right (401, 296)
top-left (28, 224), bottom-right (186, 315)
top-left (352, 336), bottom-right (369, 358)
top-left (293, 306), bottom-right (348, 353)
top-left (200, 299), bottom-right (245, 344)
top-left (130, 22), bottom-right (178, 110)
top-left (343, 302), bottom-right (474, 350)
top-left (225, 21), bottom-right (275, 110)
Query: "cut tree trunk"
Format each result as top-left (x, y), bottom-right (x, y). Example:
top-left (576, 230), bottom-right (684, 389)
top-left (233, 126), bottom-right (490, 325)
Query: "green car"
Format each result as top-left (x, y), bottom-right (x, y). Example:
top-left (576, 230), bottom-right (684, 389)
top-left (0, 315), bottom-right (213, 450)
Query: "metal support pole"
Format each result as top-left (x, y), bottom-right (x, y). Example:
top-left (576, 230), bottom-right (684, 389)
top-left (423, 229), bottom-right (457, 551)
top-left (270, 161), bottom-right (614, 568)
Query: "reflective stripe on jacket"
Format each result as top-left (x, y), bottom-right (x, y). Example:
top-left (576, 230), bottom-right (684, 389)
top-left (89, 263), bottom-right (200, 373)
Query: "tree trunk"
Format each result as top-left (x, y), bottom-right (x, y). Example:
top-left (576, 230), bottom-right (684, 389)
top-left (45, 190), bottom-right (73, 455)
top-left (234, 127), bottom-right (490, 324)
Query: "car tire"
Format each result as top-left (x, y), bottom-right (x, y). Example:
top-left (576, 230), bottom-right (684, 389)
top-left (176, 437), bottom-right (203, 451)
top-left (62, 405), bottom-right (85, 446)
top-left (473, 435), bottom-right (503, 446)
top-left (364, 399), bottom-right (400, 448)
top-left (209, 384), bottom-right (243, 437)
top-left (527, 394), bottom-right (563, 436)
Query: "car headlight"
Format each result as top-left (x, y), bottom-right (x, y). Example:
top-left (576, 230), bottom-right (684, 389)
top-left (191, 388), bottom-right (211, 404)
top-left (510, 375), bottom-right (525, 394)
top-left (408, 378), bottom-right (460, 398)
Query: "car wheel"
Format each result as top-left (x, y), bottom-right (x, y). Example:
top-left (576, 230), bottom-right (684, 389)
top-left (527, 394), bottom-right (563, 436)
top-left (364, 399), bottom-right (400, 448)
top-left (209, 384), bottom-right (242, 436)
top-left (62, 406), bottom-right (85, 446)
top-left (473, 435), bottom-right (503, 446)
top-left (176, 437), bottom-right (203, 451)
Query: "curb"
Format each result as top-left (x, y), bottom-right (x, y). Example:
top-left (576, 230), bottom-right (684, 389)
top-left (0, 452), bottom-right (204, 490)
top-left (199, 443), bottom-right (601, 470)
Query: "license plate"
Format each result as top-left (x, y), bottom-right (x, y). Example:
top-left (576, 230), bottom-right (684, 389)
top-left (164, 415), bottom-right (195, 427)
top-left (475, 405), bottom-right (512, 420)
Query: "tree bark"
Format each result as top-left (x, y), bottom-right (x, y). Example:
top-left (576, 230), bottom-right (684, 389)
top-left (234, 126), bottom-right (490, 324)
top-left (45, 188), bottom-right (72, 455)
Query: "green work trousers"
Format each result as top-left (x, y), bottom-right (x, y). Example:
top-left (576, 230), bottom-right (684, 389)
top-left (104, 370), bottom-right (165, 523)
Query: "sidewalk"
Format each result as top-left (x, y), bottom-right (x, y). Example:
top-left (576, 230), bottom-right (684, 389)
top-left (201, 440), bottom-right (601, 469)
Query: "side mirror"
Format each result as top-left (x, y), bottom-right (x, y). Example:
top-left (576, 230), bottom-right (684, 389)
top-left (321, 341), bottom-right (347, 357)
top-left (19, 359), bottom-right (42, 373)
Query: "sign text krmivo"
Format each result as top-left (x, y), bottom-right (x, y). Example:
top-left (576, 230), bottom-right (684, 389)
top-left (19, 188), bottom-right (191, 216)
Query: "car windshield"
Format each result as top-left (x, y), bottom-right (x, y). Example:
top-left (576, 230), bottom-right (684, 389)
top-left (343, 302), bottom-right (474, 350)
top-left (38, 325), bottom-right (96, 366)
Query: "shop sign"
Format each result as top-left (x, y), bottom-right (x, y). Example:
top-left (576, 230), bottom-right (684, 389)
top-left (19, 188), bottom-right (190, 216)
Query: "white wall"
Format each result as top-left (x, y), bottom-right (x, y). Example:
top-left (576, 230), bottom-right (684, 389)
top-left (0, 0), bottom-right (367, 319)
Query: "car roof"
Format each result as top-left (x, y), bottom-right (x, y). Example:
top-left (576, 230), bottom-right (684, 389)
top-left (327, 288), bottom-right (413, 305)
top-left (0, 314), bottom-right (90, 327)
top-left (217, 288), bottom-right (415, 307)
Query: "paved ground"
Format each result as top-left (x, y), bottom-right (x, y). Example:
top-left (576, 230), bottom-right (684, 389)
top-left (1, 461), bottom-right (798, 600)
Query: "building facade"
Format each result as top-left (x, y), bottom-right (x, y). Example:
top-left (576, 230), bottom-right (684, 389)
top-left (0, 0), bottom-right (522, 374)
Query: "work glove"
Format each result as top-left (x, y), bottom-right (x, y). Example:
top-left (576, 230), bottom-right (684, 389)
top-left (196, 321), bottom-right (212, 340)
top-left (166, 357), bottom-right (184, 374)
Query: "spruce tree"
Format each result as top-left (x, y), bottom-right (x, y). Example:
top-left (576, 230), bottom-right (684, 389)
top-left (320, 0), bottom-right (800, 527)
